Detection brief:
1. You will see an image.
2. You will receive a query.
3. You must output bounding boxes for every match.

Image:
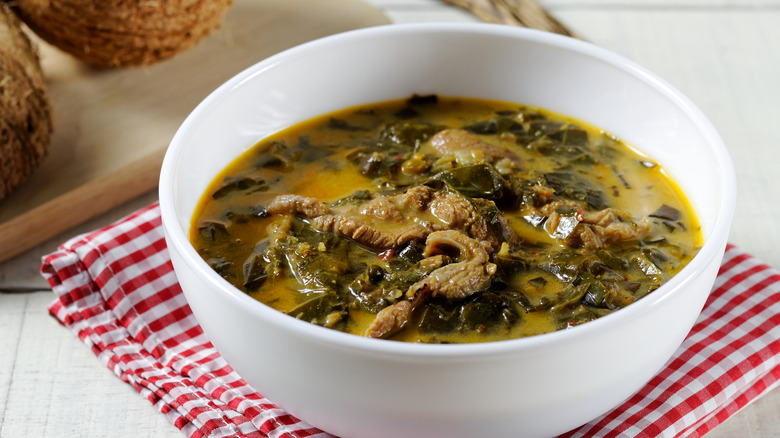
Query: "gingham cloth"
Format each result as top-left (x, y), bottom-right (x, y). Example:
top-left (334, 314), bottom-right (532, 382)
top-left (41, 202), bottom-right (780, 438)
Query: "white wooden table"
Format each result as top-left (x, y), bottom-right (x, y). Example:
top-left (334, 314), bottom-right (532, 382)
top-left (2, 1), bottom-right (779, 436)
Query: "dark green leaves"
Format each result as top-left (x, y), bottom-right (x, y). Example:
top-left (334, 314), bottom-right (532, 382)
top-left (287, 292), bottom-right (346, 328)
top-left (330, 190), bottom-right (372, 207)
top-left (242, 252), bottom-right (268, 291)
top-left (328, 117), bottom-right (371, 131)
top-left (650, 204), bottom-right (681, 221)
top-left (197, 220), bottom-right (230, 244)
top-left (212, 177), bottom-right (268, 199)
top-left (550, 206), bottom-right (582, 239)
top-left (544, 171), bottom-right (608, 210)
top-left (378, 121), bottom-right (443, 150)
top-left (417, 293), bottom-right (520, 335)
top-left (464, 117), bottom-right (525, 136)
top-left (429, 163), bottom-right (506, 200)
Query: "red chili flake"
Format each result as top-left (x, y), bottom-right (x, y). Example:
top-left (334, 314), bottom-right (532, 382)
top-left (479, 324), bottom-right (486, 331)
top-left (576, 208), bottom-right (584, 222)
top-left (379, 249), bottom-right (394, 261)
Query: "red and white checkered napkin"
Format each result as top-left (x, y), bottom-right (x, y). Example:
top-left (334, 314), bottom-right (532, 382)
top-left (41, 202), bottom-right (780, 438)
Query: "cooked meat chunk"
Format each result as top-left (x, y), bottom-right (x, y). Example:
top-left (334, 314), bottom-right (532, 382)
top-left (577, 208), bottom-right (651, 248)
top-left (364, 231), bottom-right (497, 339)
top-left (267, 195), bottom-right (330, 217)
top-left (536, 198), bottom-right (581, 216)
top-left (400, 185), bottom-right (516, 250)
top-left (359, 196), bottom-right (404, 221)
top-left (520, 182), bottom-right (650, 249)
top-left (577, 225), bottom-right (603, 249)
top-left (530, 184), bottom-right (555, 205)
top-left (546, 206), bottom-right (651, 249)
top-left (267, 216), bottom-right (293, 237)
top-left (312, 215), bottom-right (429, 249)
top-left (583, 208), bottom-right (632, 226)
top-left (267, 193), bottom-right (426, 249)
top-left (385, 186), bottom-right (481, 235)
top-left (409, 230), bottom-right (496, 300)
top-left (429, 129), bottom-right (520, 162)
top-left (398, 185), bottom-right (434, 210)
top-left (362, 300), bottom-right (412, 339)
top-left (469, 197), bottom-right (520, 249)
top-left (267, 186), bottom-right (516, 252)
top-left (427, 190), bottom-right (478, 229)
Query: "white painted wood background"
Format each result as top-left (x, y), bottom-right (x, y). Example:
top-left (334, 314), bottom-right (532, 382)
top-left (2, 0), bottom-right (779, 437)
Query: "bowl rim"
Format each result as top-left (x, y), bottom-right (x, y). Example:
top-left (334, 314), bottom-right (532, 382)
top-left (159, 22), bottom-right (737, 359)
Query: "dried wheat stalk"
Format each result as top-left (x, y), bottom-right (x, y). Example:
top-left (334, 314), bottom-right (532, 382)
top-left (442, 0), bottom-right (578, 38)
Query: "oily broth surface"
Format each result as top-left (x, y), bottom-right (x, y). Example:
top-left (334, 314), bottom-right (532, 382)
top-left (191, 96), bottom-right (702, 343)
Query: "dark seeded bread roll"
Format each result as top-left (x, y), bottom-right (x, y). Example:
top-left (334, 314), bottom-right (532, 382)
top-left (12, 0), bottom-right (234, 68)
top-left (0, 3), bottom-right (52, 201)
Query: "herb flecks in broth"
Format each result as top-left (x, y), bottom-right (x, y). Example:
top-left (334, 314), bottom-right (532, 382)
top-left (191, 95), bottom-right (702, 343)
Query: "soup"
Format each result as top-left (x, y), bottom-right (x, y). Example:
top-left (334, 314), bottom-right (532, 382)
top-left (191, 95), bottom-right (701, 343)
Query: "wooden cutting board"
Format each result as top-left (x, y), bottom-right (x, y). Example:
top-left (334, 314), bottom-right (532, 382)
top-left (0, 0), bottom-right (390, 263)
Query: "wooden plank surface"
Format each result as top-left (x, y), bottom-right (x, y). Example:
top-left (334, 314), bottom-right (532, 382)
top-left (0, 0), bottom-right (391, 264)
top-left (0, 292), bottom-right (182, 438)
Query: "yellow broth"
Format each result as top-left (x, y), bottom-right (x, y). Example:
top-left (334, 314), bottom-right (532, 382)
top-left (191, 96), bottom-right (702, 343)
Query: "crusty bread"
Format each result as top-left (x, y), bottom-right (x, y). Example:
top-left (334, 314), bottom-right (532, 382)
top-left (0, 3), bottom-right (52, 201)
top-left (13, 0), bottom-right (234, 68)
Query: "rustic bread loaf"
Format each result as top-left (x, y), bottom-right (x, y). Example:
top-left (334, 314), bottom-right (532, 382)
top-left (12, 0), bottom-right (234, 68)
top-left (0, 3), bottom-right (52, 201)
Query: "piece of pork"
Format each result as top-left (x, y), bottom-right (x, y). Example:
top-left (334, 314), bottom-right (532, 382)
top-left (577, 208), bottom-right (651, 249)
top-left (362, 300), bottom-right (413, 339)
top-left (363, 230), bottom-right (497, 338)
top-left (409, 230), bottom-right (496, 300)
top-left (265, 186), bottom-right (516, 251)
top-left (312, 215), bottom-right (430, 249)
top-left (429, 129), bottom-right (520, 163)
top-left (545, 206), bottom-right (651, 249)
top-left (399, 185), bottom-right (517, 251)
top-left (359, 196), bottom-right (405, 221)
top-left (266, 194), bottom-right (330, 217)
top-left (267, 193), bottom-right (421, 249)
top-left (519, 181), bottom-right (651, 249)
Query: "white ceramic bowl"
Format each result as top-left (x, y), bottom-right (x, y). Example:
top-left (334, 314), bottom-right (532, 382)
top-left (159, 23), bottom-right (736, 438)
